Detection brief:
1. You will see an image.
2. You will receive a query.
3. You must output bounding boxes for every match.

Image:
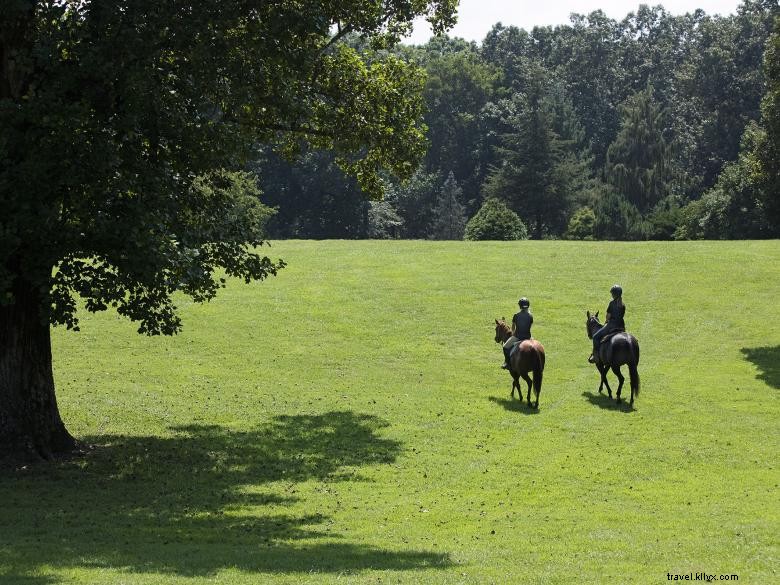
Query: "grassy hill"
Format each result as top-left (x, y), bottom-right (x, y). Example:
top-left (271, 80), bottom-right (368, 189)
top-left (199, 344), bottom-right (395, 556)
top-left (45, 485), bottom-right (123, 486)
top-left (1, 240), bottom-right (778, 584)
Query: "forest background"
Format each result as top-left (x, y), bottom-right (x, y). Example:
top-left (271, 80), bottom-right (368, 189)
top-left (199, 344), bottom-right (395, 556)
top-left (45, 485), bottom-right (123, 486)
top-left (255, 0), bottom-right (780, 241)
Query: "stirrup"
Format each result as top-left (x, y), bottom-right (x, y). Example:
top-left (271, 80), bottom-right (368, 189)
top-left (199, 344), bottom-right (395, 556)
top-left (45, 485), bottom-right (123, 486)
top-left (588, 354), bottom-right (596, 363)
top-left (501, 362), bottom-right (508, 369)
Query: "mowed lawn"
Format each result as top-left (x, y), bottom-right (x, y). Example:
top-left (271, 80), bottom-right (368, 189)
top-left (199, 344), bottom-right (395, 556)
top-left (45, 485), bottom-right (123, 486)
top-left (1, 240), bottom-right (778, 585)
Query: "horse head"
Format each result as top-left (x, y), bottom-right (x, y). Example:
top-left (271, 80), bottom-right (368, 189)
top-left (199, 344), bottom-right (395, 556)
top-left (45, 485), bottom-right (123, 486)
top-left (494, 317), bottom-right (511, 344)
top-left (585, 310), bottom-right (601, 339)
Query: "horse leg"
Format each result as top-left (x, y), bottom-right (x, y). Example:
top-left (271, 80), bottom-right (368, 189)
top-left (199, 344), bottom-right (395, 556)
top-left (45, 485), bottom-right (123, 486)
top-left (595, 363), bottom-right (608, 395)
top-left (611, 365), bottom-right (624, 403)
top-left (519, 372), bottom-right (533, 406)
top-left (599, 364), bottom-right (612, 399)
top-left (511, 376), bottom-right (519, 399)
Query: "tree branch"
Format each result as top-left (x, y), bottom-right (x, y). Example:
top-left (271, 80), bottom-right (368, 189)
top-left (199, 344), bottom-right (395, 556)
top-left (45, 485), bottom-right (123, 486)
top-left (318, 23), bottom-right (354, 57)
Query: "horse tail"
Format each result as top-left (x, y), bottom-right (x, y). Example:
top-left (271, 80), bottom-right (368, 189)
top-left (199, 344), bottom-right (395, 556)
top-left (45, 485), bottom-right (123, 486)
top-left (629, 341), bottom-right (640, 397)
top-left (532, 346), bottom-right (544, 398)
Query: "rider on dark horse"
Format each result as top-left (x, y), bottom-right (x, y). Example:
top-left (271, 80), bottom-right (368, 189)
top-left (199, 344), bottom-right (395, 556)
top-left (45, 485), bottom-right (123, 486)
top-left (501, 297), bottom-right (533, 369)
top-left (588, 285), bottom-right (625, 363)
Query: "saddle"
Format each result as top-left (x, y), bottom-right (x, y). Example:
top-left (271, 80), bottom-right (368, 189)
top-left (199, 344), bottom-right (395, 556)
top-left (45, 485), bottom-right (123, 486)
top-left (509, 338), bottom-right (531, 357)
top-left (597, 329), bottom-right (625, 346)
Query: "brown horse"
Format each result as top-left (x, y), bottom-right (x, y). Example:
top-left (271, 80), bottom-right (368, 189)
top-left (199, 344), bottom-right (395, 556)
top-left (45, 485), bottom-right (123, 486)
top-left (585, 311), bottom-right (641, 405)
top-left (494, 319), bottom-right (545, 408)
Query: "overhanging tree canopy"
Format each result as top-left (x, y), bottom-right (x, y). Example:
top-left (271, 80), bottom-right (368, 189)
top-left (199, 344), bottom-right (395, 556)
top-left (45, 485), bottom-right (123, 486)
top-left (0, 0), bottom-right (457, 459)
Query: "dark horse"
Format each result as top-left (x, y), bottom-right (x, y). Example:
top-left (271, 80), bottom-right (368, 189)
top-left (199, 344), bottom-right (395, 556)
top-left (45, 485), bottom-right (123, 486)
top-left (494, 319), bottom-right (545, 408)
top-left (585, 311), bottom-right (640, 405)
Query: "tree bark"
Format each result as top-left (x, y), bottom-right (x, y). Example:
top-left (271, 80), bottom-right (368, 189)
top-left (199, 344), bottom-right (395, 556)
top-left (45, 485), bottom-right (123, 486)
top-left (0, 278), bottom-right (76, 461)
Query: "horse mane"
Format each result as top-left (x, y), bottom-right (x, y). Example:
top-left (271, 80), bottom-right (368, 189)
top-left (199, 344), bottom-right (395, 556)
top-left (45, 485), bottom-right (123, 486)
top-left (496, 319), bottom-right (511, 336)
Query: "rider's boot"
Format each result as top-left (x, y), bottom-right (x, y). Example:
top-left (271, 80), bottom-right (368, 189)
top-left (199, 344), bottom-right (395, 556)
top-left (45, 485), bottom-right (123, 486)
top-left (501, 347), bottom-right (510, 369)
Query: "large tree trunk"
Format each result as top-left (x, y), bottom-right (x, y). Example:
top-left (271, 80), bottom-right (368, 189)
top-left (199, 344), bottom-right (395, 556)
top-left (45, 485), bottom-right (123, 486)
top-left (0, 278), bottom-right (76, 461)
top-left (2, 6), bottom-right (75, 462)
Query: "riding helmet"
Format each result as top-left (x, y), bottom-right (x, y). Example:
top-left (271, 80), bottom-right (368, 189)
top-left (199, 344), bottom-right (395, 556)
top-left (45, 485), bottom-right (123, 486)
top-left (610, 284), bottom-right (623, 297)
top-left (518, 297), bottom-right (530, 308)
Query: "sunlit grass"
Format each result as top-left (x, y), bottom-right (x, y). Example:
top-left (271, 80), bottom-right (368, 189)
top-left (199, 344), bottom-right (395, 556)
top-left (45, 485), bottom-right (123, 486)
top-left (1, 240), bottom-right (778, 584)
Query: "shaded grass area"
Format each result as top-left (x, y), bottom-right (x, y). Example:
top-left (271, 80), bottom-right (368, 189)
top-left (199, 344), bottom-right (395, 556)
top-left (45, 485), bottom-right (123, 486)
top-left (487, 395), bottom-right (540, 415)
top-left (741, 345), bottom-right (780, 389)
top-left (1, 240), bottom-right (778, 584)
top-left (0, 413), bottom-right (449, 582)
top-left (580, 391), bottom-right (636, 413)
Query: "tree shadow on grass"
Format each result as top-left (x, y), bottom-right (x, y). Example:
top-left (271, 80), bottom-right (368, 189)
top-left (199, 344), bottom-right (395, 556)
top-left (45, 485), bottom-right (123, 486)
top-left (581, 391), bottom-right (635, 413)
top-left (487, 396), bottom-right (540, 415)
top-left (0, 411), bottom-right (451, 579)
top-left (0, 575), bottom-right (56, 585)
top-left (741, 346), bottom-right (780, 389)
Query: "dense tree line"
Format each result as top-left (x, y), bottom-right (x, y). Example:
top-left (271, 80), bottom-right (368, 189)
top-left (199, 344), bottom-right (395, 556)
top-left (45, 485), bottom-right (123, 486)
top-left (257, 0), bottom-right (779, 240)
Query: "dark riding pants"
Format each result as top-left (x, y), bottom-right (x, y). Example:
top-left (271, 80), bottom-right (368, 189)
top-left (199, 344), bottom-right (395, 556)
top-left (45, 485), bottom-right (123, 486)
top-left (503, 336), bottom-right (530, 363)
top-left (592, 323), bottom-right (618, 353)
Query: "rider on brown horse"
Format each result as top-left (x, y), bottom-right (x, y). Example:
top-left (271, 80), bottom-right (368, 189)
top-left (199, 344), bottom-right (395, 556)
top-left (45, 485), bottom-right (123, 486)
top-left (502, 297), bottom-right (533, 369)
top-left (588, 284), bottom-right (625, 363)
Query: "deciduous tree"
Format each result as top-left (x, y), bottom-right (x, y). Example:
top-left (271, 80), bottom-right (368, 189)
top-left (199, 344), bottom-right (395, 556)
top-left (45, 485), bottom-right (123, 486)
top-left (757, 15), bottom-right (780, 226)
top-left (464, 198), bottom-right (527, 241)
top-left (0, 0), bottom-right (457, 460)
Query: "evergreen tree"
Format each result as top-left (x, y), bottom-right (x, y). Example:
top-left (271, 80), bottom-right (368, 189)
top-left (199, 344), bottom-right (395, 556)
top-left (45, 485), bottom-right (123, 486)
top-left (481, 62), bottom-right (582, 238)
top-left (430, 172), bottom-right (467, 240)
top-left (604, 86), bottom-right (675, 214)
top-left (384, 167), bottom-right (442, 238)
top-left (593, 188), bottom-right (649, 240)
top-left (546, 81), bottom-right (599, 212)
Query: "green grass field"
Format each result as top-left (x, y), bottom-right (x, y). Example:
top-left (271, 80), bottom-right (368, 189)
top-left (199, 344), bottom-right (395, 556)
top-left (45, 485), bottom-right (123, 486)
top-left (1, 240), bottom-right (778, 584)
